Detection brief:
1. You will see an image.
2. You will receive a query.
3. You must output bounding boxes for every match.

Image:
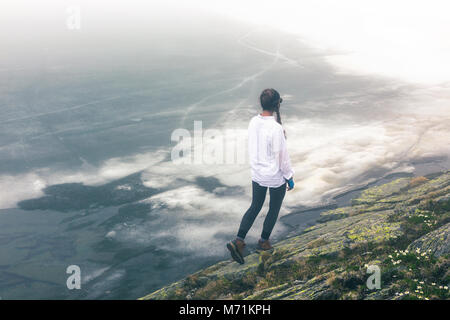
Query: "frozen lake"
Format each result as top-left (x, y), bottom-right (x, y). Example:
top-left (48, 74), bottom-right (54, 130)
top-left (0, 7), bottom-right (449, 299)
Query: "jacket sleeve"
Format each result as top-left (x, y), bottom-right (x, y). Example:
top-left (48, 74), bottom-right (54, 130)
top-left (277, 127), bottom-right (294, 180)
top-left (248, 120), bottom-right (258, 170)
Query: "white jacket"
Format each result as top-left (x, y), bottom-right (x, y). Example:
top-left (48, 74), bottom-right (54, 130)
top-left (248, 114), bottom-right (294, 187)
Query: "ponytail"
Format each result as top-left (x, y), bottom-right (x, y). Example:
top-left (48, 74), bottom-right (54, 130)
top-left (260, 88), bottom-right (287, 138)
top-left (276, 108), bottom-right (287, 139)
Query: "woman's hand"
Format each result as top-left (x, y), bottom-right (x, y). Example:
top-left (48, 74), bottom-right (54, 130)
top-left (286, 177), bottom-right (294, 191)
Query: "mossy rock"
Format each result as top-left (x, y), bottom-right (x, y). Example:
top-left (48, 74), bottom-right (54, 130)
top-left (407, 222), bottom-right (450, 257)
top-left (139, 171), bottom-right (450, 300)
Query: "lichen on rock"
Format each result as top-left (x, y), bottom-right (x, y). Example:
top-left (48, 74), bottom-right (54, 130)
top-left (140, 172), bottom-right (450, 300)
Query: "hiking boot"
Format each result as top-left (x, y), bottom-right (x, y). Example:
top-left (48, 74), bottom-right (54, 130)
top-left (257, 239), bottom-right (273, 252)
top-left (226, 239), bottom-right (246, 264)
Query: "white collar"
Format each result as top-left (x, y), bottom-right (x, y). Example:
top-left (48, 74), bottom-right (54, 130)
top-left (258, 114), bottom-right (275, 120)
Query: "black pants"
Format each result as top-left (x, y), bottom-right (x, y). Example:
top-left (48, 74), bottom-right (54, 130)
top-left (237, 181), bottom-right (286, 241)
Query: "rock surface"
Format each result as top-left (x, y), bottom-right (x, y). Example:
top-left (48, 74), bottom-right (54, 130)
top-left (408, 222), bottom-right (450, 257)
top-left (140, 172), bottom-right (450, 300)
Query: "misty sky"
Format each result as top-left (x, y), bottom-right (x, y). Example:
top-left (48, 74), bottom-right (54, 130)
top-left (2, 0), bottom-right (450, 84)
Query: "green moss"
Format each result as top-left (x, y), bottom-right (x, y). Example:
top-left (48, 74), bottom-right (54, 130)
top-left (140, 172), bottom-right (450, 300)
top-left (352, 178), bottom-right (411, 205)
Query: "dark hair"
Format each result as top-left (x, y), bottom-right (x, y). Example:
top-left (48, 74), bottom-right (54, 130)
top-left (260, 88), bottom-right (284, 127)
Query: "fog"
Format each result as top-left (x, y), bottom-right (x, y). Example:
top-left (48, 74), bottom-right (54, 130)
top-left (0, 0), bottom-right (449, 299)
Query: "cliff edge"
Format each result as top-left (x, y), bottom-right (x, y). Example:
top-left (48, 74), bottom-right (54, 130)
top-left (140, 172), bottom-right (450, 300)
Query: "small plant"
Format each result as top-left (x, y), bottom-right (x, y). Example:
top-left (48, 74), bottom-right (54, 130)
top-left (383, 248), bottom-right (450, 300)
top-left (408, 176), bottom-right (429, 188)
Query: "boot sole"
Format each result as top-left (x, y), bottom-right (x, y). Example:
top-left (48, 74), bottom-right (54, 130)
top-left (227, 242), bottom-right (245, 265)
top-left (256, 246), bottom-right (274, 253)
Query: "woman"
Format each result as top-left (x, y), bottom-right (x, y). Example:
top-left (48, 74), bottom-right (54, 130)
top-left (227, 88), bottom-right (294, 264)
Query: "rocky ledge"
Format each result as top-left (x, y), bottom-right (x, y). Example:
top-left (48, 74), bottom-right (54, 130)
top-left (140, 172), bottom-right (450, 300)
